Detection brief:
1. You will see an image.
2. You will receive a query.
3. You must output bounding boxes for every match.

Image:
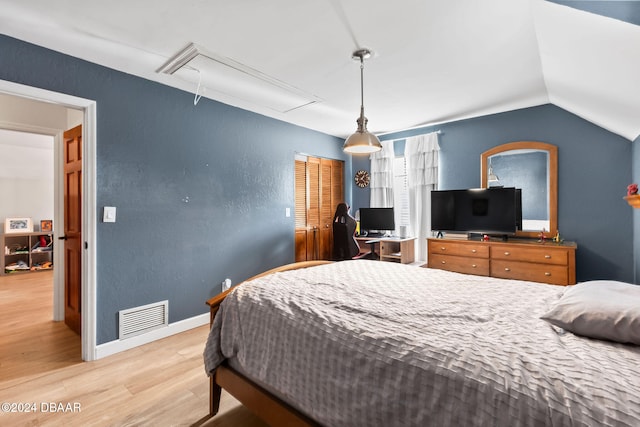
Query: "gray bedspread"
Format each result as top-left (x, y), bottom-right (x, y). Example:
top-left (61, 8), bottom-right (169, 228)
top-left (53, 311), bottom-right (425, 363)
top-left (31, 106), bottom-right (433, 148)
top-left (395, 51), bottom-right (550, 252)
top-left (203, 260), bottom-right (640, 426)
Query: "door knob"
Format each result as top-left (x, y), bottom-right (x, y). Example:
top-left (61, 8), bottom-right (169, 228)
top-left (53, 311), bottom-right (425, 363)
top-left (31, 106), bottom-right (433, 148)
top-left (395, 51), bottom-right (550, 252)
top-left (58, 235), bottom-right (68, 240)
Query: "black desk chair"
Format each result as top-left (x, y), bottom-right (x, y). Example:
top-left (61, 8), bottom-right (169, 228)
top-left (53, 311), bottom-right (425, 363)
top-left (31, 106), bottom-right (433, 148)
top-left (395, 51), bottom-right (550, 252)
top-left (332, 221), bottom-right (373, 261)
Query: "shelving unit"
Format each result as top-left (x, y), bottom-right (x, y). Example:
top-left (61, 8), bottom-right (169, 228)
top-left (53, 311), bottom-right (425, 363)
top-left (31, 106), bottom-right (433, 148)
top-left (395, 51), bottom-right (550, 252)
top-left (379, 237), bottom-right (416, 264)
top-left (1, 232), bottom-right (53, 275)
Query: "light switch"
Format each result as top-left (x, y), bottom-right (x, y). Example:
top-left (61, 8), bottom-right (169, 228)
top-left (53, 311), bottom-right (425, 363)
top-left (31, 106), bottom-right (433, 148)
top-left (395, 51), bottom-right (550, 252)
top-left (285, 207), bottom-right (291, 217)
top-left (103, 206), bottom-right (117, 223)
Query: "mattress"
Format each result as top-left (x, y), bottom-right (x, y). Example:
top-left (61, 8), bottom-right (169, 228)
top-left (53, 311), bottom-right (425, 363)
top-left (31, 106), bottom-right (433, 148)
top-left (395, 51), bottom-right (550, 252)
top-left (204, 260), bottom-right (640, 426)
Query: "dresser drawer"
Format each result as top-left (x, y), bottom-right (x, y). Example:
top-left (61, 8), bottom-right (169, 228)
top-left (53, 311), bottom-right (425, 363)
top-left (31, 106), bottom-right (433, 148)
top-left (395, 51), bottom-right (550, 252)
top-left (491, 260), bottom-right (569, 285)
top-left (428, 240), bottom-right (489, 258)
top-left (429, 254), bottom-right (490, 276)
top-left (490, 245), bottom-right (569, 266)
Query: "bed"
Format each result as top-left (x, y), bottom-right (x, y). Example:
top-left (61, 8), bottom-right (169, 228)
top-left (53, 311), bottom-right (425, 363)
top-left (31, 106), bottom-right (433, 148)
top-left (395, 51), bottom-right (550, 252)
top-left (204, 259), bottom-right (640, 426)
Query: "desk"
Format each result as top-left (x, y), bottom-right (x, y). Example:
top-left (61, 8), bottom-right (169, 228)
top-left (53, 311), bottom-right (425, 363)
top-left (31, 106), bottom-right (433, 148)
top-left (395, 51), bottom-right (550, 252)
top-left (356, 236), bottom-right (416, 264)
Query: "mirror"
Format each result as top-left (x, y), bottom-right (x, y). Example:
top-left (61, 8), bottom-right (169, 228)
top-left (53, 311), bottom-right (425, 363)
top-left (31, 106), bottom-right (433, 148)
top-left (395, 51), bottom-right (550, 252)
top-left (481, 141), bottom-right (557, 239)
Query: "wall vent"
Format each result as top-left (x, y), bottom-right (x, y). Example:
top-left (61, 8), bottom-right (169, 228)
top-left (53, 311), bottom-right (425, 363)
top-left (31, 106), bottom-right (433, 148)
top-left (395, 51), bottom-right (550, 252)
top-left (119, 300), bottom-right (168, 339)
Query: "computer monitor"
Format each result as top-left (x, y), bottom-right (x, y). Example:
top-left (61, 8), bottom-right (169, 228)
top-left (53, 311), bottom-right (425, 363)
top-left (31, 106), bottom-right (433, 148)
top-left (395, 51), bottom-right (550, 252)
top-left (359, 207), bottom-right (395, 236)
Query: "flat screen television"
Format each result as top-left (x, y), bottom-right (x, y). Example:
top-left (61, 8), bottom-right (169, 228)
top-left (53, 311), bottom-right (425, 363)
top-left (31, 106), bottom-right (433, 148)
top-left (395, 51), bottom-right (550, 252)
top-left (431, 188), bottom-right (522, 236)
top-left (359, 207), bottom-right (395, 236)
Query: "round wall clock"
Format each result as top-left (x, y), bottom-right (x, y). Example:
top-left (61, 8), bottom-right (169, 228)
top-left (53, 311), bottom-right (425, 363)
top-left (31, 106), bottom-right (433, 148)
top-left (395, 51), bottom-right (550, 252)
top-left (354, 170), bottom-right (370, 188)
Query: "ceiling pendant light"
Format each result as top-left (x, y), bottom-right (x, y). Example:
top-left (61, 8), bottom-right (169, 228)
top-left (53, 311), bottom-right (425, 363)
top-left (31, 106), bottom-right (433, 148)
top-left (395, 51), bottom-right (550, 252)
top-left (343, 48), bottom-right (382, 154)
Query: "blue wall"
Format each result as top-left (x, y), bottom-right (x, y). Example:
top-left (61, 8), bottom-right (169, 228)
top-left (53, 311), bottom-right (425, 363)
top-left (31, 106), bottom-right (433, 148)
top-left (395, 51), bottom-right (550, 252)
top-left (0, 35), bottom-right (347, 344)
top-left (351, 105), bottom-right (634, 283)
top-left (547, 1), bottom-right (640, 26)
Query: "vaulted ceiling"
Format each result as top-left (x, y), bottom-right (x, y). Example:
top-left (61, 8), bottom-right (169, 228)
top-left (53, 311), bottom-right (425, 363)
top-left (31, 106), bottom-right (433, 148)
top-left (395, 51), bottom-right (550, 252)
top-left (1, 0), bottom-right (638, 140)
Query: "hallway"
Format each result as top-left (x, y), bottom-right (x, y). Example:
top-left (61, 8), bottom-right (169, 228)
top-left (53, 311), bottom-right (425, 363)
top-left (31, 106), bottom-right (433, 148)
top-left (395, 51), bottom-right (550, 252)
top-left (0, 270), bottom-right (81, 382)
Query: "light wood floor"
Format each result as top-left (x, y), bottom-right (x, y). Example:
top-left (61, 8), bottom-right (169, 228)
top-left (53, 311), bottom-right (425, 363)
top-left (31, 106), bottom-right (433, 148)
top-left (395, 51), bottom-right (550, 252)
top-left (0, 271), bottom-right (267, 426)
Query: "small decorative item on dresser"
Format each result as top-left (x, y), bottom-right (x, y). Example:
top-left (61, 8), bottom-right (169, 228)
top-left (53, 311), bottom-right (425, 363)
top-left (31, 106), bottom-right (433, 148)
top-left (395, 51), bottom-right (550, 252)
top-left (552, 230), bottom-right (563, 243)
top-left (624, 183), bottom-right (640, 208)
top-left (538, 228), bottom-right (546, 243)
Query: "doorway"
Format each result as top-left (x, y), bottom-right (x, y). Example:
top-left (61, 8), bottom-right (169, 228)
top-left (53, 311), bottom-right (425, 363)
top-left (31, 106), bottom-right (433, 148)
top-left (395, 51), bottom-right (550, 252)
top-left (0, 79), bottom-right (98, 361)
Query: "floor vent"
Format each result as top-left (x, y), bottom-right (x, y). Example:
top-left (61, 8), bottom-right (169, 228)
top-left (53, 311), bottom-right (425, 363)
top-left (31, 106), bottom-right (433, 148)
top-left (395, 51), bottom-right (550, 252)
top-left (119, 300), bottom-right (168, 339)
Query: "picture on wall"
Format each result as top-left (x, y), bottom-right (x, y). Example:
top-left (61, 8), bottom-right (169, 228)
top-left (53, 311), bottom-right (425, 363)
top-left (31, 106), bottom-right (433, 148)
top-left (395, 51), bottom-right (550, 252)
top-left (41, 220), bottom-right (53, 232)
top-left (4, 217), bottom-right (34, 234)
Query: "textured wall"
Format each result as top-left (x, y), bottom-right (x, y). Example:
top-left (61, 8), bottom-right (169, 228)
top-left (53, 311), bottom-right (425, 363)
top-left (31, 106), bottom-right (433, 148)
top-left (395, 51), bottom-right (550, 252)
top-left (0, 35), bottom-right (347, 344)
top-left (352, 105), bottom-right (633, 283)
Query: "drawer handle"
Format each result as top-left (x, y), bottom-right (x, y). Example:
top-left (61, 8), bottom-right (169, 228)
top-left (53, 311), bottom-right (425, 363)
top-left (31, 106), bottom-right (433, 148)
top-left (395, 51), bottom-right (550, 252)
top-left (440, 247), bottom-right (446, 251)
top-left (504, 267), bottom-right (511, 272)
top-left (544, 255), bottom-right (551, 259)
top-left (504, 251), bottom-right (510, 256)
top-left (545, 272), bottom-right (551, 276)
top-left (471, 249), bottom-right (477, 253)
top-left (441, 261), bottom-right (446, 264)
top-left (471, 264), bottom-right (477, 268)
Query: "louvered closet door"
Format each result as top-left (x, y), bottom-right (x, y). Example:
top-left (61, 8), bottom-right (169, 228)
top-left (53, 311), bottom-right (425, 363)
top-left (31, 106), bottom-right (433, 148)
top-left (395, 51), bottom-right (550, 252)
top-left (294, 156), bottom-right (344, 262)
top-left (294, 160), bottom-right (308, 262)
top-left (319, 158), bottom-right (333, 260)
top-left (306, 157), bottom-right (321, 260)
top-left (332, 160), bottom-right (344, 207)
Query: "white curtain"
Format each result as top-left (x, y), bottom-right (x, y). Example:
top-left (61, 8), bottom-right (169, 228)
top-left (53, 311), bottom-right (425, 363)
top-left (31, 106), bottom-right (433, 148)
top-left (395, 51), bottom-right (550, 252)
top-left (405, 132), bottom-right (440, 261)
top-left (369, 140), bottom-right (395, 207)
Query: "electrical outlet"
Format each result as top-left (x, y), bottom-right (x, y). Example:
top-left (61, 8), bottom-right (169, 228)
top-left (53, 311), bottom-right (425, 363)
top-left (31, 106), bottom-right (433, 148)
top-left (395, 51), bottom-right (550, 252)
top-left (222, 278), bottom-right (232, 291)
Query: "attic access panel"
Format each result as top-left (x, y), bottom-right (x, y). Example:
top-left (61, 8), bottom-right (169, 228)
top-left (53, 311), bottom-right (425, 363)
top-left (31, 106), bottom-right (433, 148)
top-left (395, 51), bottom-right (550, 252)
top-left (158, 43), bottom-right (322, 113)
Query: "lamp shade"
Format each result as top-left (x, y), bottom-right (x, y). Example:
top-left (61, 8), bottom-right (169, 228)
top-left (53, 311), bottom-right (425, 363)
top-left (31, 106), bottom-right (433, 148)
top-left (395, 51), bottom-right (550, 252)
top-left (343, 129), bottom-right (382, 154)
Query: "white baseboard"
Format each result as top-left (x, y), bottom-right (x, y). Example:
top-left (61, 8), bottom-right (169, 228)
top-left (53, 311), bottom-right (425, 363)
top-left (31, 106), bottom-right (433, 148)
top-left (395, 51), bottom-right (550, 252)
top-left (95, 312), bottom-right (209, 359)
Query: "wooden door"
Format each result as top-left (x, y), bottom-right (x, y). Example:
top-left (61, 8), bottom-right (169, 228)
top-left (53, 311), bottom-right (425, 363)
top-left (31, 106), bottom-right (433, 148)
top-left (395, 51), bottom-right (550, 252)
top-left (331, 159), bottom-right (344, 249)
top-left (294, 160), bottom-right (309, 262)
top-left (294, 156), bottom-right (344, 261)
top-left (63, 125), bottom-right (82, 335)
top-left (318, 159), bottom-right (332, 260)
top-left (305, 157), bottom-right (321, 260)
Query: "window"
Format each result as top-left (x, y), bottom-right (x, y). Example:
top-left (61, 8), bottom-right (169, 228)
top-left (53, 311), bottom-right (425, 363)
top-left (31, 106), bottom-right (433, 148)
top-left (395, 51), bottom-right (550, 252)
top-left (392, 156), bottom-right (410, 234)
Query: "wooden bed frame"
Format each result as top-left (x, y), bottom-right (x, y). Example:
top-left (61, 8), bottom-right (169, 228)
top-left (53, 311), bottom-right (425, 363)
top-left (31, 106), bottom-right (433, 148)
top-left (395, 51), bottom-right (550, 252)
top-left (205, 260), bottom-right (331, 426)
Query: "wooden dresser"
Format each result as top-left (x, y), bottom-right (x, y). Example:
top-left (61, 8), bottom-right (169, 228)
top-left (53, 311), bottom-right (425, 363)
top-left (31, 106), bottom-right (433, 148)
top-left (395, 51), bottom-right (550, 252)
top-left (427, 238), bottom-right (577, 286)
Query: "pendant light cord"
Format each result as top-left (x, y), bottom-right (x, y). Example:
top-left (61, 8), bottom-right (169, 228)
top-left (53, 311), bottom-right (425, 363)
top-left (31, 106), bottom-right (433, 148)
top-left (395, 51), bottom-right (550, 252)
top-left (360, 57), bottom-right (364, 110)
top-left (343, 47), bottom-right (382, 153)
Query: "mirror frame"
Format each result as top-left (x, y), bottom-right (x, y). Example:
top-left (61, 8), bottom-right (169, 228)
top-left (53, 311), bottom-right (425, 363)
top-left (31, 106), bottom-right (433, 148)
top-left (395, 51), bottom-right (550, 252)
top-left (481, 141), bottom-right (557, 239)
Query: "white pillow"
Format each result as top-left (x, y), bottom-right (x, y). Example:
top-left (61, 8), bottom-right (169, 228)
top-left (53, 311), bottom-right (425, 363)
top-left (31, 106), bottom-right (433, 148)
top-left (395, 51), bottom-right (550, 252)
top-left (541, 280), bottom-right (640, 345)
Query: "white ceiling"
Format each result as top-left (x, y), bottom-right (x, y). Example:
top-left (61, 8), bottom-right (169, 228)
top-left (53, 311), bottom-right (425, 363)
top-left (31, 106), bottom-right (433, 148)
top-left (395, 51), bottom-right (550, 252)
top-left (0, 0), bottom-right (638, 141)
